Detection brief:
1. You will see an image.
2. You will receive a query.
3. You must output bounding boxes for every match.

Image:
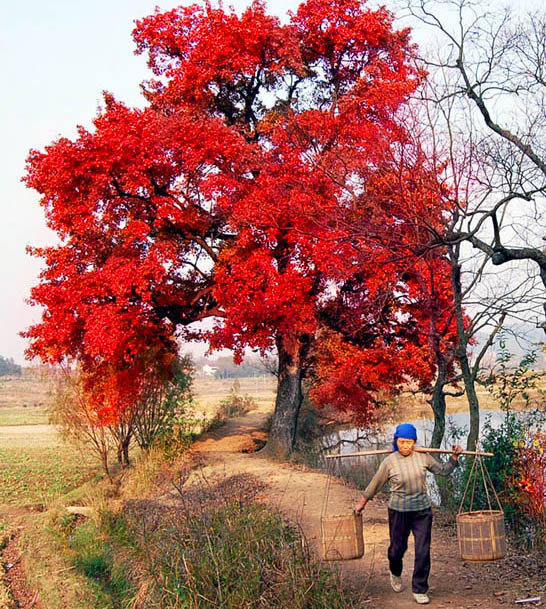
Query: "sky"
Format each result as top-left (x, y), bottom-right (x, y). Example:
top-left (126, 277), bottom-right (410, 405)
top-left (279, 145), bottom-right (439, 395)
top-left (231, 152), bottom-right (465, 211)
top-left (1, 0), bottom-right (542, 366)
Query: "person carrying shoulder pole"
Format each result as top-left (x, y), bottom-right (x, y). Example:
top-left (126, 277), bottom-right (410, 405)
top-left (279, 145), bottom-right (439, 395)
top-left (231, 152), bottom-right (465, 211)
top-left (355, 423), bottom-right (463, 605)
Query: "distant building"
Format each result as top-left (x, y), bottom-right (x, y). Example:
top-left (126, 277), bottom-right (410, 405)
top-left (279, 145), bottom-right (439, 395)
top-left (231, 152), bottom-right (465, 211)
top-left (201, 364), bottom-right (218, 377)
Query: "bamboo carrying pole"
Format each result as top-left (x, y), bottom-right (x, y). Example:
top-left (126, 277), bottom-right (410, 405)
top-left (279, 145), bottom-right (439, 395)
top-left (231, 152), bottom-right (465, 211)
top-left (324, 447), bottom-right (494, 459)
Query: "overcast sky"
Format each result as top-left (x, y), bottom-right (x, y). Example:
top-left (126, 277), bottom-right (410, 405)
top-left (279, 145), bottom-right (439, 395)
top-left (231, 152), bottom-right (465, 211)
top-left (2, 0), bottom-right (541, 366)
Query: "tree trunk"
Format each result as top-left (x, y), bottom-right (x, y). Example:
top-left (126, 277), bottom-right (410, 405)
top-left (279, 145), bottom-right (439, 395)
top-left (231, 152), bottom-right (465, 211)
top-left (115, 424), bottom-right (132, 466)
top-left (459, 354), bottom-right (480, 451)
top-left (122, 437), bottom-right (131, 466)
top-left (260, 335), bottom-right (307, 460)
top-left (450, 246), bottom-right (480, 451)
top-left (101, 451), bottom-right (113, 483)
top-left (429, 365), bottom-right (447, 448)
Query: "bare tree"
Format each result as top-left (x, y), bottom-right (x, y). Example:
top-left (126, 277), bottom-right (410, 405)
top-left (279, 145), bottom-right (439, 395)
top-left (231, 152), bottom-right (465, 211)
top-left (401, 0), bottom-right (546, 328)
top-left (367, 80), bottom-right (538, 450)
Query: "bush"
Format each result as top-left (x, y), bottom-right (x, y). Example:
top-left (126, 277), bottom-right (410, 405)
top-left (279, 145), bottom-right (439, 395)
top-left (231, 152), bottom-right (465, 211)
top-left (22, 471), bottom-right (359, 608)
top-left (207, 381), bottom-right (258, 429)
top-left (133, 355), bottom-right (195, 452)
top-left (511, 431), bottom-right (546, 549)
top-left (461, 340), bottom-right (546, 549)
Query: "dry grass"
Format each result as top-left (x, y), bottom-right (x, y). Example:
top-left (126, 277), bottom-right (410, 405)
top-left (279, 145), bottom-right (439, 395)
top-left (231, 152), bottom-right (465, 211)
top-left (192, 376), bottom-right (276, 418)
top-left (0, 370), bottom-right (51, 426)
top-left (0, 370), bottom-right (51, 409)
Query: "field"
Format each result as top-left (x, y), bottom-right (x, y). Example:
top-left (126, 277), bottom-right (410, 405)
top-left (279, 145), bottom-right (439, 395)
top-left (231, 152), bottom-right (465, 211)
top-left (0, 371), bottom-right (50, 425)
top-left (0, 371), bottom-right (277, 510)
top-left (0, 427), bottom-right (97, 507)
top-left (192, 374), bottom-right (277, 416)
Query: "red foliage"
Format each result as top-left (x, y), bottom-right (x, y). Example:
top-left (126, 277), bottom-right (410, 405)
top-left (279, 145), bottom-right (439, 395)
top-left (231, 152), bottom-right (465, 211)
top-left (23, 0), bottom-right (454, 425)
top-left (512, 433), bottom-right (546, 523)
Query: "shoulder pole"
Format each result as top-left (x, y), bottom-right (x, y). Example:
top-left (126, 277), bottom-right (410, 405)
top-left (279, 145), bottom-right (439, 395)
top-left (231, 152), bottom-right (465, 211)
top-left (324, 447), bottom-right (494, 459)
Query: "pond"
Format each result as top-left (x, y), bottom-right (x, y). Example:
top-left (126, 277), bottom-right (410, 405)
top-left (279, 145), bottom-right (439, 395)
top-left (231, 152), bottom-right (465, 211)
top-left (325, 410), bottom-right (502, 455)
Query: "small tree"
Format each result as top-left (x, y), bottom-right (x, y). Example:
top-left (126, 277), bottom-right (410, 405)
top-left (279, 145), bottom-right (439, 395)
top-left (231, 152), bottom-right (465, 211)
top-left (49, 356), bottom-right (194, 478)
top-left (49, 365), bottom-right (115, 480)
top-left (132, 355), bottom-right (194, 451)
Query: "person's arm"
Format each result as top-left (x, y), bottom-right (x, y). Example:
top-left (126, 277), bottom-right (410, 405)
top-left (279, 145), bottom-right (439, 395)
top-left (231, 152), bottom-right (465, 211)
top-left (426, 445), bottom-right (463, 475)
top-left (355, 458), bottom-right (390, 513)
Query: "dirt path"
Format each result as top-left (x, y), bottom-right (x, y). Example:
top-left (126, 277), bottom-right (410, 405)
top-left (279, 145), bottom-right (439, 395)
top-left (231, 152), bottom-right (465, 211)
top-left (182, 407), bottom-right (546, 609)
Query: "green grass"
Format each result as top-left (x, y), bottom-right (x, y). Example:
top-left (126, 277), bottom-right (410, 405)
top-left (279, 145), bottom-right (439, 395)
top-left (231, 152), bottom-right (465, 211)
top-left (21, 509), bottom-right (117, 609)
top-left (0, 430), bottom-right (99, 506)
top-left (0, 407), bottom-right (48, 426)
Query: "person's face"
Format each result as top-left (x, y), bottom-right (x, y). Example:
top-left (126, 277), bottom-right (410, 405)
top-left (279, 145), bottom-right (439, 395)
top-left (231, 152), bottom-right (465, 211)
top-left (396, 438), bottom-right (415, 456)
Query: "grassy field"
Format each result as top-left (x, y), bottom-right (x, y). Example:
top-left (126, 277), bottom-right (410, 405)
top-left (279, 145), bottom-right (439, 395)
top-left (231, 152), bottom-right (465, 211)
top-left (0, 368), bottom-right (536, 509)
top-left (0, 370), bottom-right (51, 408)
top-left (192, 375), bottom-right (277, 416)
top-left (0, 371), bottom-right (98, 507)
top-left (0, 426), bottom-right (98, 507)
top-left (0, 372), bottom-right (277, 509)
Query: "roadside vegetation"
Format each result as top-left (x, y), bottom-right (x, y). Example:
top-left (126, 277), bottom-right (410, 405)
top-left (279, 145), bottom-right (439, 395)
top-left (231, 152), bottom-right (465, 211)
top-left (20, 456), bottom-right (358, 609)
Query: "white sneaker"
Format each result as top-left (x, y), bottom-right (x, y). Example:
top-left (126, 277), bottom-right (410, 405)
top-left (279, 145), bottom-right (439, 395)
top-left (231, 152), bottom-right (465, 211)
top-left (413, 592), bottom-right (430, 604)
top-left (390, 572), bottom-right (403, 592)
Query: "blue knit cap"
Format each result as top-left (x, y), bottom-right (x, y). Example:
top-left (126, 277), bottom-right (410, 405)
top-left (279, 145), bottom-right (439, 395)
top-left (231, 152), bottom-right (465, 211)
top-left (392, 423), bottom-right (417, 451)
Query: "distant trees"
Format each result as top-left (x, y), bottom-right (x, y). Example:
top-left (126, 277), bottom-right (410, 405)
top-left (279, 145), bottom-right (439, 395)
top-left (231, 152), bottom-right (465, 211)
top-left (0, 356), bottom-right (21, 376)
top-left (197, 355), bottom-right (272, 379)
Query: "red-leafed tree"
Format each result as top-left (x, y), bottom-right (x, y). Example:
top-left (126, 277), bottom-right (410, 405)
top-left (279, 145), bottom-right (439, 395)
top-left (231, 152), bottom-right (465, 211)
top-left (24, 0), bottom-right (453, 458)
top-left (308, 147), bottom-right (462, 438)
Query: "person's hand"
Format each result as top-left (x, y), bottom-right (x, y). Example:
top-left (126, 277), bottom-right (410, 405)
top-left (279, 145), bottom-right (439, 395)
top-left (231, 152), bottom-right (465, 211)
top-left (452, 445), bottom-right (463, 461)
top-left (355, 498), bottom-right (367, 514)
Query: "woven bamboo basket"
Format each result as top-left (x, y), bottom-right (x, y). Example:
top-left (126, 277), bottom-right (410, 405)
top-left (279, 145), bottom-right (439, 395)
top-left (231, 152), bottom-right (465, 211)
top-left (320, 512), bottom-right (364, 561)
top-left (456, 510), bottom-right (506, 561)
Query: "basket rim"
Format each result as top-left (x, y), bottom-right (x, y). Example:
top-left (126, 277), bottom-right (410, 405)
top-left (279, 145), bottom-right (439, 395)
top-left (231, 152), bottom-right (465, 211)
top-left (457, 509), bottom-right (504, 518)
top-left (321, 513), bottom-right (361, 520)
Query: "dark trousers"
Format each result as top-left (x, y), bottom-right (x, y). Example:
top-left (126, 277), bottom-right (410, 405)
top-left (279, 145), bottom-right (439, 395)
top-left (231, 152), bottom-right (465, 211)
top-left (387, 507), bottom-right (432, 594)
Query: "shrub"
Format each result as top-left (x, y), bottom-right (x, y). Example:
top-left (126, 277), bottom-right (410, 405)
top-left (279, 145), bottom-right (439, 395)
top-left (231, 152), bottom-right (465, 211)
top-left (464, 340), bottom-right (546, 548)
top-left (511, 432), bottom-right (546, 549)
top-left (133, 355), bottom-right (194, 452)
top-left (207, 381), bottom-right (258, 429)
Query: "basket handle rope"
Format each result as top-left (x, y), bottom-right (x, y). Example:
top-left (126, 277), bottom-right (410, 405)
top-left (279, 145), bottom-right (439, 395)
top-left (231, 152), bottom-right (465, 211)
top-left (458, 443), bottom-right (502, 514)
top-left (321, 452), bottom-right (334, 520)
